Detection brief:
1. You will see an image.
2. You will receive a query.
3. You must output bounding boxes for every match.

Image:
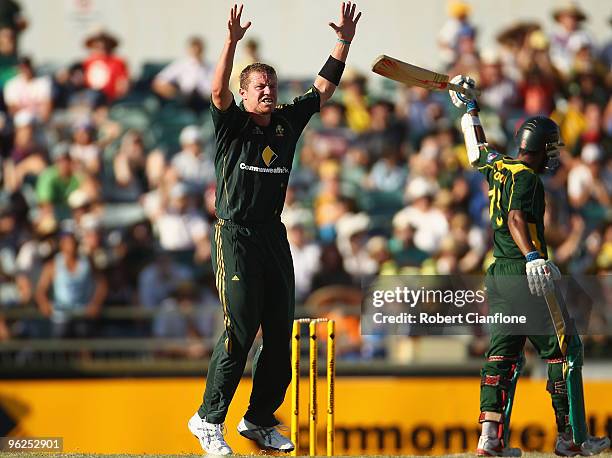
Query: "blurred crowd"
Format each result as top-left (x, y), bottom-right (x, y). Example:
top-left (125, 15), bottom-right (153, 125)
top-left (0, 0), bottom-right (610, 361)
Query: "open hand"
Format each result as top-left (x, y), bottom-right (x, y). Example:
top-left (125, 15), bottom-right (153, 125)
top-left (329, 2), bottom-right (361, 42)
top-left (227, 4), bottom-right (251, 43)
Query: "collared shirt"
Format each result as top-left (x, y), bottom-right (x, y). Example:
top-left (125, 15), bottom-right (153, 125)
top-left (211, 88), bottom-right (320, 224)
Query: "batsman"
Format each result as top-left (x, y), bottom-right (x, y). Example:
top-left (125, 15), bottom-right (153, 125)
top-left (450, 76), bottom-right (610, 456)
top-left (187, 2), bottom-right (361, 455)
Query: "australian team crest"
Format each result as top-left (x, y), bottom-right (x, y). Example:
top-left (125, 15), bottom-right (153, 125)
top-left (486, 152), bottom-right (499, 163)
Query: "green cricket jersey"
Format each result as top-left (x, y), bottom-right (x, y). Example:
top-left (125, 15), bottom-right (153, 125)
top-left (210, 87), bottom-right (320, 224)
top-left (475, 145), bottom-right (547, 260)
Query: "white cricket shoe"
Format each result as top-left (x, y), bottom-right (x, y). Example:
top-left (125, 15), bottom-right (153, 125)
top-left (555, 433), bottom-right (610, 456)
top-left (188, 412), bottom-right (233, 455)
top-left (237, 417), bottom-right (294, 452)
top-left (477, 435), bottom-right (522, 457)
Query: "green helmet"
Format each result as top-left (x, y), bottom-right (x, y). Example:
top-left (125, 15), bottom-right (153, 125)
top-left (516, 116), bottom-right (564, 171)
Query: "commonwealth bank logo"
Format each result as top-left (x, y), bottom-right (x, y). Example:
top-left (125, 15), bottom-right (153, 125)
top-left (262, 146), bottom-right (278, 167)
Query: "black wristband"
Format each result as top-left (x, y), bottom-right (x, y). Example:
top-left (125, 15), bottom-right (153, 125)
top-left (318, 55), bottom-right (345, 86)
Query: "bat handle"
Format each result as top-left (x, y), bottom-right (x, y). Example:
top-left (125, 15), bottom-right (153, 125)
top-left (447, 82), bottom-right (481, 99)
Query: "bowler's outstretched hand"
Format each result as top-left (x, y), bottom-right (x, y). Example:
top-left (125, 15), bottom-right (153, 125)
top-left (228, 4), bottom-right (251, 43)
top-left (329, 1), bottom-right (361, 42)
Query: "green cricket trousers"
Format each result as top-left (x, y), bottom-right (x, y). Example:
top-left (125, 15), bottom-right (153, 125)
top-left (198, 218), bottom-right (295, 427)
top-left (481, 258), bottom-right (570, 433)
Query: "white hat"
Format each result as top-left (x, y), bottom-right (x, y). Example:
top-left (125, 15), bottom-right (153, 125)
top-left (179, 125), bottom-right (202, 145)
top-left (336, 212), bottom-right (370, 239)
top-left (14, 110), bottom-right (34, 127)
top-left (406, 176), bottom-right (437, 201)
top-left (283, 208), bottom-right (313, 229)
top-left (68, 189), bottom-right (92, 209)
top-left (481, 48), bottom-right (501, 65)
top-left (581, 143), bottom-right (602, 164)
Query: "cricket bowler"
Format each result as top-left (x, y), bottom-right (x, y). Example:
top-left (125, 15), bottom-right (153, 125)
top-left (450, 76), bottom-right (610, 456)
top-left (187, 3), bottom-right (361, 454)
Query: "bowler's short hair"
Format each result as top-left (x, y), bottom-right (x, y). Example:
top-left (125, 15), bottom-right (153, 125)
top-left (239, 62), bottom-right (277, 90)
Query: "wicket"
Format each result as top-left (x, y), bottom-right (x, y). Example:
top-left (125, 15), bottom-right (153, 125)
top-left (291, 318), bottom-right (336, 456)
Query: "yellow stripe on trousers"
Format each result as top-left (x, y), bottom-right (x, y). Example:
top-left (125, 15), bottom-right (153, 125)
top-left (214, 220), bottom-right (232, 353)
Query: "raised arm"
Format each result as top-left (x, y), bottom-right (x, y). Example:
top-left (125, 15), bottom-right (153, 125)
top-left (314, 2), bottom-right (362, 107)
top-left (449, 75), bottom-right (487, 166)
top-left (211, 4), bottom-right (251, 111)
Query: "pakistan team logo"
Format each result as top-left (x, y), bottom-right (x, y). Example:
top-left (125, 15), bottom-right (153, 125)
top-left (262, 146), bottom-right (278, 167)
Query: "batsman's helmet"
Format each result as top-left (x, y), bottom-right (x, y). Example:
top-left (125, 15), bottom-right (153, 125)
top-left (516, 116), bottom-right (564, 171)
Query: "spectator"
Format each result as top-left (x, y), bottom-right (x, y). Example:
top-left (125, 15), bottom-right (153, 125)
top-left (69, 120), bottom-right (100, 175)
top-left (396, 176), bottom-right (449, 254)
top-left (138, 251), bottom-right (193, 309)
top-left (389, 212), bottom-right (429, 268)
top-left (35, 226), bottom-right (108, 338)
top-left (82, 28), bottom-right (129, 102)
top-left (438, 0), bottom-right (476, 69)
top-left (79, 214), bottom-right (113, 271)
top-left (154, 183), bottom-right (211, 265)
top-left (14, 215), bottom-right (57, 305)
top-left (152, 281), bottom-right (219, 358)
top-left (519, 67), bottom-right (556, 116)
top-left (53, 62), bottom-right (106, 113)
top-left (111, 130), bottom-right (149, 202)
top-left (313, 159), bottom-right (351, 240)
top-left (0, 0), bottom-right (27, 51)
top-left (567, 144), bottom-right (610, 218)
top-left (3, 56), bottom-right (52, 121)
top-left (286, 211), bottom-right (320, 302)
top-left (169, 125), bottom-right (215, 194)
top-left (340, 68), bottom-right (370, 133)
top-left (153, 36), bottom-right (213, 113)
top-left (310, 243), bottom-right (353, 292)
top-left (571, 102), bottom-right (612, 156)
top-left (366, 235), bottom-right (398, 275)
top-left (305, 101), bottom-right (353, 160)
top-left (549, 1), bottom-right (593, 77)
top-left (0, 197), bottom-right (20, 305)
top-left (67, 188), bottom-right (98, 227)
top-left (0, 27), bottom-right (18, 86)
top-left (367, 148), bottom-right (407, 192)
top-left (35, 142), bottom-right (82, 221)
top-left (2, 110), bottom-right (46, 192)
top-left (358, 99), bottom-right (405, 163)
top-left (336, 212), bottom-right (377, 280)
top-left (401, 89), bottom-right (446, 146)
top-left (478, 48), bottom-right (518, 117)
top-left (449, 26), bottom-right (480, 77)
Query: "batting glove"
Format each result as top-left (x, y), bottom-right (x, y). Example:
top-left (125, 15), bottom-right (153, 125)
top-left (525, 252), bottom-right (560, 296)
top-left (449, 75), bottom-right (479, 112)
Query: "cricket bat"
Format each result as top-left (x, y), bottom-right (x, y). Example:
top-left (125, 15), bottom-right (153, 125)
top-left (371, 54), bottom-right (480, 98)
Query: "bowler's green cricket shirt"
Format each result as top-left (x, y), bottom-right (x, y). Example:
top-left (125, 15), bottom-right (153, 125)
top-left (210, 87), bottom-right (320, 224)
top-left (475, 145), bottom-right (547, 260)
